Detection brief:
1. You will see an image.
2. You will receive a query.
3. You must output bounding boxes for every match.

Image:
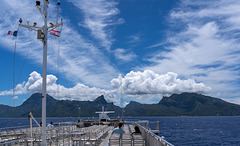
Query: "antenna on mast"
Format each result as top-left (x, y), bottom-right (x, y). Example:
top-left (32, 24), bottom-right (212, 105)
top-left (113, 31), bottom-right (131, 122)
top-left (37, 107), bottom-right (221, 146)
top-left (56, 0), bottom-right (60, 24)
top-left (18, 0), bottom-right (63, 145)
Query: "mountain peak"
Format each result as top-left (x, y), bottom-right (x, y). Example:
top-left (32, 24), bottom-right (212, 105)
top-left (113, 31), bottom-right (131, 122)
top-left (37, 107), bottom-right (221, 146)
top-left (20, 93), bottom-right (57, 110)
top-left (22, 93), bottom-right (56, 104)
top-left (93, 95), bottom-right (108, 105)
top-left (126, 101), bottom-right (141, 108)
top-left (1, 92), bottom-right (240, 117)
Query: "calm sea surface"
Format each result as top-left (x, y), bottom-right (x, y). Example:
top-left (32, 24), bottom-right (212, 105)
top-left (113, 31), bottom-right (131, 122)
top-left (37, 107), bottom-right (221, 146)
top-left (1, 116), bottom-right (240, 146)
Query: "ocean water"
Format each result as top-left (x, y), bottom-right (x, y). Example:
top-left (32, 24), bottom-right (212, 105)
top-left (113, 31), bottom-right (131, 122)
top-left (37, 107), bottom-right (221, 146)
top-left (125, 116), bottom-right (240, 146)
top-left (1, 116), bottom-right (240, 146)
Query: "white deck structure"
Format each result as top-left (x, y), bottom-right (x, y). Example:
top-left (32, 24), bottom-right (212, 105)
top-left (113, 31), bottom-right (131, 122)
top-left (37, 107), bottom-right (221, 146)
top-left (0, 121), bottom-right (173, 146)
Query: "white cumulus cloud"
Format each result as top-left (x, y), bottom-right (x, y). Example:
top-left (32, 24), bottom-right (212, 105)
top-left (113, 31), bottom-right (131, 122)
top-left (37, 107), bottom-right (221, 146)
top-left (111, 70), bottom-right (211, 95)
top-left (0, 71), bottom-right (119, 104)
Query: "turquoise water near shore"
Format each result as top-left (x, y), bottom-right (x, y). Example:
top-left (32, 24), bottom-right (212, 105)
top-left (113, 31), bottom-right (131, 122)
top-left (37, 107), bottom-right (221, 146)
top-left (1, 116), bottom-right (240, 145)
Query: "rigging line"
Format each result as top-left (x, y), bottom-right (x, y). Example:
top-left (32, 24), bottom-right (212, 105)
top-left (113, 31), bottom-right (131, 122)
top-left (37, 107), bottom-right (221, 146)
top-left (57, 25), bottom-right (70, 96)
top-left (58, 47), bottom-right (71, 98)
top-left (48, 32), bottom-right (60, 98)
top-left (10, 25), bottom-right (20, 127)
top-left (12, 25), bottom-right (20, 107)
top-left (48, 33), bottom-right (56, 70)
top-left (56, 0), bottom-right (60, 24)
top-left (58, 39), bottom-right (69, 98)
top-left (16, 31), bottom-right (36, 85)
top-left (57, 24), bottom-right (63, 97)
top-left (49, 27), bottom-right (60, 97)
top-left (57, 39), bottom-right (60, 98)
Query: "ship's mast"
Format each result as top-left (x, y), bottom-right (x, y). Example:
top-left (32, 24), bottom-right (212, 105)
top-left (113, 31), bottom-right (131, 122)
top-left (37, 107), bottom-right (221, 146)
top-left (19, 0), bottom-right (62, 145)
top-left (41, 1), bottom-right (48, 145)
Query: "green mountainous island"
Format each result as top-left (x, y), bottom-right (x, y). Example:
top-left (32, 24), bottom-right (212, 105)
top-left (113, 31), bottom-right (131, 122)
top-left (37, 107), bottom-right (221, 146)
top-left (1, 92), bottom-right (240, 117)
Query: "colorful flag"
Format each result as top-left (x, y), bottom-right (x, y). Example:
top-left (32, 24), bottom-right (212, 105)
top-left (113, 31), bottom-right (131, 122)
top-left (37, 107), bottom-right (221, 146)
top-left (7, 30), bottom-right (18, 37)
top-left (50, 29), bottom-right (61, 37)
top-left (13, 31), bottom-right (18, 37)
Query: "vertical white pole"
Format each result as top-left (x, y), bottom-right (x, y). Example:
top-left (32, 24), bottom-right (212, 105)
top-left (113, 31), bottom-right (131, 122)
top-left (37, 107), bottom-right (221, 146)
top-left (42, 0), bottom-right (48, 145)
top-left (19, 0), bottom-right (62, 145)
top-left (56, 0), bottom-right (60, 24)
top-left (30, 116), bottom-right (33, 146)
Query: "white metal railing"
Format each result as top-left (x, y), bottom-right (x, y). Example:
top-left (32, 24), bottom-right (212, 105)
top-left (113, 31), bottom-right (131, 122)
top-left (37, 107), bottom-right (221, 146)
top-left (137, 124), bottom-right (173, 146)
top-left (0, 122), bottom-right (173, 146)
top-left (0, 124), bottom-right (112, 146)
top-left (109, 125), bottom-right (145, 146)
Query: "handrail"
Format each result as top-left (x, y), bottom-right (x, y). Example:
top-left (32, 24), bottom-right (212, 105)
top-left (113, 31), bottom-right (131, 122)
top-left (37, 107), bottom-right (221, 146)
top-left (0, 135), bottom-right (41, 145)
top-left (136, 123), bottom-right (173, 146)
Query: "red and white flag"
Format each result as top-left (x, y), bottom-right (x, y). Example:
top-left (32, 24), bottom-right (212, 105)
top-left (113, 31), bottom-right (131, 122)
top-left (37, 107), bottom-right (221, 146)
top-left (50, 29), bottom-right (61, 37)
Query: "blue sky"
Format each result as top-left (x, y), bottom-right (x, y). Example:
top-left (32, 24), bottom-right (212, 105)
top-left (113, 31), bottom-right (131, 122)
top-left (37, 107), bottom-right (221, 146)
top-left (0, 0), bottom-right (240, 107)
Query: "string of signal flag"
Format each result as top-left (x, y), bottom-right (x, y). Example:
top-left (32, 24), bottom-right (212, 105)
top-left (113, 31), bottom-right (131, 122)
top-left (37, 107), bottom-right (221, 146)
top-left (7, 29), bottom-right (61, 37)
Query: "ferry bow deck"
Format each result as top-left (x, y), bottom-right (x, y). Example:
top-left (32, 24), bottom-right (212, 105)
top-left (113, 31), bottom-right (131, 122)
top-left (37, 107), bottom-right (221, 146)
top-left (0, 121), bottom-right (173, 146)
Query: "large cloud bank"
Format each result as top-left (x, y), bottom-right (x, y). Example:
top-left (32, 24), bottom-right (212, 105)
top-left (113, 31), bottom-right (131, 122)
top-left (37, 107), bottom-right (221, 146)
top-left (0, 70), bottom-right (212, 105)
top-left (0, 71), bottom-right (118, 103)
top-left (145, 0), bottom-right (240, 102)
top-left (111, 70), bottom-right (211, 95)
